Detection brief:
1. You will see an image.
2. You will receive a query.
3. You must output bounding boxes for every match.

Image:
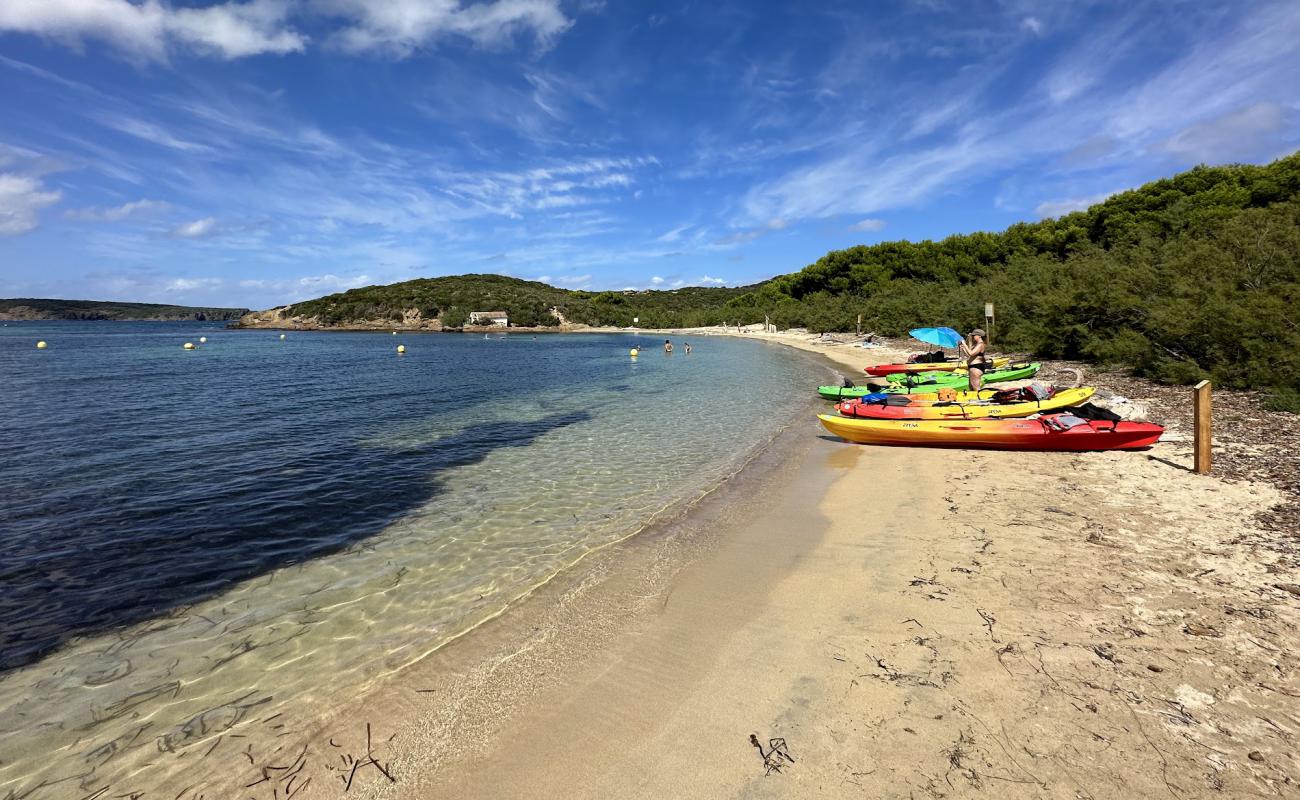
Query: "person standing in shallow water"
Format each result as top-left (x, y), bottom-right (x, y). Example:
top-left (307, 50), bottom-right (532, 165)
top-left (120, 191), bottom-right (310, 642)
top-left (664, 339), bottom-right (673, 353)
top-left (684, 342), bottom-right (692, 354)
top-left (959, 328), bottom-right (992, 391)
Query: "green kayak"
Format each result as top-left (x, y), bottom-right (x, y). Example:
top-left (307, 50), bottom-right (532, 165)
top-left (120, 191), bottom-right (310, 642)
top-left (816, 363), bottom-right (1041, 401)
top-left (882, 362), bottom-right (1041, 394)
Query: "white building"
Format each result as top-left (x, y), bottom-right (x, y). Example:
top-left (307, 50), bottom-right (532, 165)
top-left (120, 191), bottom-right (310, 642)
top-left (469, 310), bottom-right (509, 327)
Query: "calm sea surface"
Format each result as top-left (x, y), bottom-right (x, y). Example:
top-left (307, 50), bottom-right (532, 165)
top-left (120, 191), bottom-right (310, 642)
top-left (0, 320), bottom-right (828, 797)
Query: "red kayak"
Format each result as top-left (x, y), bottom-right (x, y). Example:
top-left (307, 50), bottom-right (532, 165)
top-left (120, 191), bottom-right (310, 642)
top-left (818, 413), bottom-right (1164, 451)
top-left (864, 361), bottom-right (962, 376)
top-left (864, 356), bottom-right (1010, 376)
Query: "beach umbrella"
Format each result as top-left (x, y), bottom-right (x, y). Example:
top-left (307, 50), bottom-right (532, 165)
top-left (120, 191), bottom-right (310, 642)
top-left (909, 326), bottom-right (963, 349)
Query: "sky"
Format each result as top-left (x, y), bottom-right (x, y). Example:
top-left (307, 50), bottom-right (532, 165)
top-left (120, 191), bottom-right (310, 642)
top-left (1, 0), bottom-right (1298, 310)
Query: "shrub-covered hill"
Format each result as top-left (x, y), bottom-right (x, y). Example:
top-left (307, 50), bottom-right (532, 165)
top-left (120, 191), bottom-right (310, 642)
top-left (0, 299), bottom-right (249, 321)
top-left (281, 273), bottom-right (760, 329)
top-left (723, 150), bottom-right (1300, 398)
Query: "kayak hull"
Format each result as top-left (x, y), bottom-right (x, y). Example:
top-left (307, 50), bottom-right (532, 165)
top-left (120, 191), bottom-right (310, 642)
top-left (835, 387), bottom-right (1095, 420)
top-left (865, 356), bottom-right (1009, 376)
top-left (818, 414), bottom-right (1163, 451)
top-left (882, 362), bottom-right (1042, 394)
top-left (818, 364), bottom-right (1042, 401)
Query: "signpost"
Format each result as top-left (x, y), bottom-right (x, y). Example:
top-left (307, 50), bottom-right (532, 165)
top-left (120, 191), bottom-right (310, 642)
top-left (1193, 380), bottom-right (1212, 474)
top-left (984, 302), bottom-right (995, 344)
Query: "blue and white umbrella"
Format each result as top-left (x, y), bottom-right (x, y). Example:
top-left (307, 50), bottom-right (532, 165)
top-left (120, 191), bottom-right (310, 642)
top-left (908, 326), bottom-right (963, 349)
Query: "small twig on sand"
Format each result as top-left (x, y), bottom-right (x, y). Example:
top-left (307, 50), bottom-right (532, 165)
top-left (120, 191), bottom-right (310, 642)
top-left (977, 608), bottom-right (999, 642)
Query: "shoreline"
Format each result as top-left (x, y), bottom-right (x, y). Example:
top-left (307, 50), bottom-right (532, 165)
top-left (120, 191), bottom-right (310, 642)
top-left (345, 332), bottom-right (1299, 797)
top-left (128, 350), bottom-right (843, 800)
top-left (50, 332), bottom-right (1300, 799)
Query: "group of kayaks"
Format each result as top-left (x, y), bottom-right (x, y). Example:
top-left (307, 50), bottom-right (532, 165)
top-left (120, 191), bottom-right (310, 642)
top-left (815, 356), bottom-right (1164, 451)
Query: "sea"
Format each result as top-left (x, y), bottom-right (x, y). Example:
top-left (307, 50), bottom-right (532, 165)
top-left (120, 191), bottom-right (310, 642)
top-left (0, 320), bottom-right (829, 798)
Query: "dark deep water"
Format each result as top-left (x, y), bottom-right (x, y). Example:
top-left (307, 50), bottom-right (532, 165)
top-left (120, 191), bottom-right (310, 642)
top-left (0, 322), bottom-right (826, 672)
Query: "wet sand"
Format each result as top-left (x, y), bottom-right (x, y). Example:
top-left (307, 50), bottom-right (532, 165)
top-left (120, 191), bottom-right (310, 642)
top-left (146, 334), bottom-right (1299, 799)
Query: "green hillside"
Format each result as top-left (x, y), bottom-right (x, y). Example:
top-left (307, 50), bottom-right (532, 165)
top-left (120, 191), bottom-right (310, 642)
top-left (0, 298), bottom-right (249, 321)
top-left (284, 273), bottom-right (759, 329)
top-left (722, 151), bottom-right (1300, 402)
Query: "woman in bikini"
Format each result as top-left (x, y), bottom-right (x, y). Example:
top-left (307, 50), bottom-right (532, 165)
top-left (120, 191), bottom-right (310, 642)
top-left (959, 328), bottom-right (992, 391)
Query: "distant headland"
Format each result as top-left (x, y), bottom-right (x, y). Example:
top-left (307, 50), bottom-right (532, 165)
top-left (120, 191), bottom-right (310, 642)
top-left (0, 299), bottom-right (250, 322)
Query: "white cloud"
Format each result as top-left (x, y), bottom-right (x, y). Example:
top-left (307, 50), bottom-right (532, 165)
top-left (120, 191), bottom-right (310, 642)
top-left (0, 174), bottom-right (62, 235)
top-left (549, 273), bottom-right (592, 288)
top-left (737, 2), bottom-right (1300, 230)
top-left (697, 275), bottom-right (726, 286)
top-left (443, 156), bottom-right (654, 217)
top-left (0, 0), bottom-right (574, 61)
top-left (64, 198), bottom-right (170, 222)
top-left (849, 218), bottom-right (886, 232)
top-left (0, 0), bottom-right (306, 61)
top-left (1157, 102), bottom-right (1289, 163)
top-left (322, 0), bottom-right (571, 56)
top-left (167, 277), bottom-right (224, 292)
top-left (170, 217), bottom-right (218, 238)
top-left (93, 112), bottom-right (213, 152)
top-left (238, 273), bottom-right (373, 301)
top-left (1020, 17), bottom-right (1043, 35)
top-left (649, 275), bottom-right (665, 285)
top-left (656, 223), bottom-right (691, 242)
top-left (167, 0), bottom-right (306, 58)
top-left (1035, 191), bottom-right (1115, 218)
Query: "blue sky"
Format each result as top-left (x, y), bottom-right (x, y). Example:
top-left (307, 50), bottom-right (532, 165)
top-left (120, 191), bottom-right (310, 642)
top-left (1, 0), bottom-right (1298, 310)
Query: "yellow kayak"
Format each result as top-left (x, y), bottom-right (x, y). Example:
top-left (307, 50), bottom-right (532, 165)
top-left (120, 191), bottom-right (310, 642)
top-left (835, 387), bottom-right (1095, 420)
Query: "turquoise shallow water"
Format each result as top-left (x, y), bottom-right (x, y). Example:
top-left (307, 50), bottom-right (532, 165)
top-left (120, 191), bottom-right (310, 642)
top-left (0, 321), bottom-right (829, 798)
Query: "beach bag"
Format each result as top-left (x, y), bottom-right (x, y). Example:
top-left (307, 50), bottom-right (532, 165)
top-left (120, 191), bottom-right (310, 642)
top-left (991, 383), bottom-right (1055, 404)
top-left (1025, 382), bottom-right (1054, 400)
top-left (909, 350), bottom-right (947, 364)
top-left (1040, 414), bottom-right (1089, 431)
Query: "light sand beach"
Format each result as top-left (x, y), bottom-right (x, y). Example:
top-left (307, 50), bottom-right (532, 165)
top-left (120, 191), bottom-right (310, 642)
top-left (149, 333), bottom-right (1298, 799)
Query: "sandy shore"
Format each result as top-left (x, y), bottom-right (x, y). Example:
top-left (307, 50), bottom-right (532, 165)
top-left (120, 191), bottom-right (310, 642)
top-left (156, 331), bottom-right (1298, 799)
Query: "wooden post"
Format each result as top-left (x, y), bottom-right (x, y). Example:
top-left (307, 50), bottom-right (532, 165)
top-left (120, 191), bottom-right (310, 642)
top-left (984, 302), bottom-right (995, 345)
top-left (857, 314), bottom-right (862, 336)
top-left (1193, 380), bottom-right (1212, 474)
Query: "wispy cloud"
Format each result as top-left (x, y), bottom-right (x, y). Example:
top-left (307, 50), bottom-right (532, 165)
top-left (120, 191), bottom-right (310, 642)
top-left (321, 0), bottom-right (571, 56)
top-left (737, 1), bottom-right (1300, 228)
top-left (170, 217), bottom-right (218, 238)
top-left (1035, 191), bottom-right (1115, 219)
top-left (64, 198), bottom-right (170, 222)
top-left (1157, 102), bottom-right (1291, 162)
top-left (93, 113), bottom-right (214, 153)
top-left (849, 218), bottom-right (886, 232)
top-left (0, 0), bottom-right (306, 61)
top-left (239, 273), bottom-right (374, 301)
top-left (0, 173), bottom-right (62, 235)
top-left (442, 157), bottom-right (656, 218)
top-left (0, 0), bottom-right (574, 62)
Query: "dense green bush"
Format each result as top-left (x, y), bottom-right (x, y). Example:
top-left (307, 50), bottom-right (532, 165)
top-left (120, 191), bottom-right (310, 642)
top-left (719, 152), bottom-right (1300, 393)
top-left (1264, 388), bottom-right (1300, 414)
